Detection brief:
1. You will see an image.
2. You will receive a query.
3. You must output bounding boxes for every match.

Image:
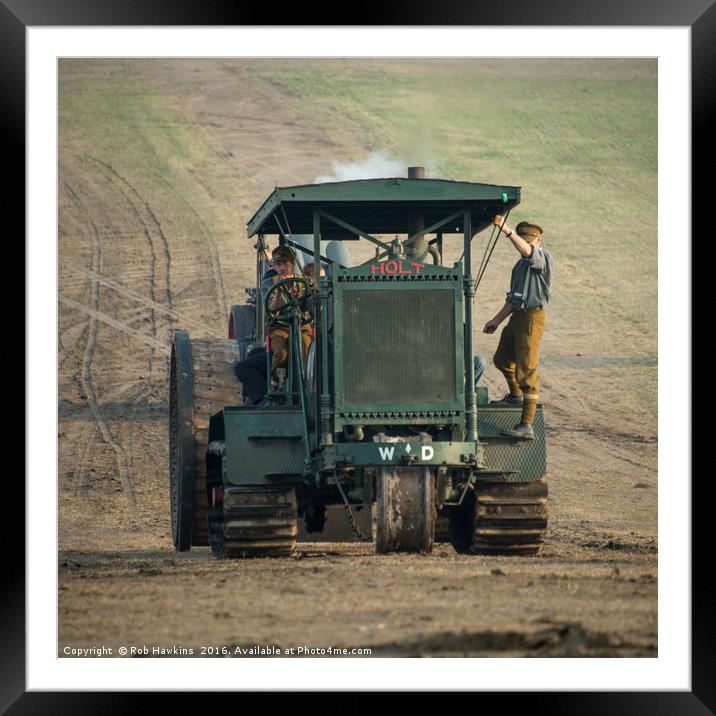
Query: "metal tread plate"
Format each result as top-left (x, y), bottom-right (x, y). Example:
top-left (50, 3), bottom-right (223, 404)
top-left (477, 406), bottom-right (546, 481)
top-left (223, 408), bottom-right (307, 485)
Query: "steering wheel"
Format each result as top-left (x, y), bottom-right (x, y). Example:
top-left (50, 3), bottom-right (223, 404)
top-left (264, 276), bottom-right (313, 327)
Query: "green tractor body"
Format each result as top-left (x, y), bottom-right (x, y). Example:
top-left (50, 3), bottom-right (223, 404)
top-left (170, 170), bottom-right (548, 557)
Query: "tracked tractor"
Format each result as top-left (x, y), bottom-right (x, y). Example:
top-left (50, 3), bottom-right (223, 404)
top-left (170, 167), bottom-right (548, 557)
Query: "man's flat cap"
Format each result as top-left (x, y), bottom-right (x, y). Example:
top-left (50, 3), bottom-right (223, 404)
top-left (272, 245), bottom-right (296, 262)
top-left (515, 221), bottom-right (543, 242)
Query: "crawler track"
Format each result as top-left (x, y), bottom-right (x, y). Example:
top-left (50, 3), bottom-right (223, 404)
top-left (449, 478), bottom-right (548, 555)
top-left (206, 442), bottom-right (298, 557)
top-left (170, 332), bottom-right (242, 548)
top-left (210, 485), bottom-right (299, 558)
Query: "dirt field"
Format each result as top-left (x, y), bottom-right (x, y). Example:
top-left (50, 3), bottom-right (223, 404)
top-left (58, 59), bottom-right (657, 658)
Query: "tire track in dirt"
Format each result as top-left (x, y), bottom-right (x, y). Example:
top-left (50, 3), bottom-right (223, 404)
top-left (150, 173), bottom-right (228, 324)
top-left (62, 179), bottom-right (137, 505)
top-left (59, 184), bottom-right (100, 498)
top-left (104, 91), bottom-right (229, 323)
top-left (63, 380), bottom-right (149, 497)
top-left (59, 259), bottom-right (206, 333)
top-left (74, 424), bottom-right (97, 497)
top-left (83, 156), bottom-right (174, 387)
top-left (58, 197), bottom-right (96, 405)
top-left (133, 89), bottom-right (255, 327)
top-left (85, 156), bottom-right (174, 307)
top-left (59, 296), bottom-right (170, 352)
top-left (60, 158), bottom-right (167, 388)
top-left (58, 320), bottom-right (90, 403)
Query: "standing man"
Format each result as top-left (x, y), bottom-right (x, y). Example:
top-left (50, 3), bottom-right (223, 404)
top-left (483, 215), bottom-right (554, 439)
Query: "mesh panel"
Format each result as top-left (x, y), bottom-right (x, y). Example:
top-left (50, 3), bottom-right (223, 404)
top-left (342, 288), bottom-right (455, 404)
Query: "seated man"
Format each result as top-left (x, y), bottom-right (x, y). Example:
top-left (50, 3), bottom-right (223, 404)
top-left (266, 245), bottom-right (313, 389)
top-left (235, 247), bottom-right (316, 405)
top-left (233, 345), bottom-right (269, 406)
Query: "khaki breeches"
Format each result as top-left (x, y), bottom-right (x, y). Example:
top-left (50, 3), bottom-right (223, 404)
top-left (493, 308), bottom-right (546, 400)
top-left (269, 326), bottom-right (313, 376)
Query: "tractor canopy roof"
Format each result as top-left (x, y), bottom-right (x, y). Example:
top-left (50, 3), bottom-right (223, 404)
top-left (247, 177), bottom-right (521, 240)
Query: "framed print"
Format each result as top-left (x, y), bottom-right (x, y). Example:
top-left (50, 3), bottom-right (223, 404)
top-left (11, 0), bottom-right (707, 710)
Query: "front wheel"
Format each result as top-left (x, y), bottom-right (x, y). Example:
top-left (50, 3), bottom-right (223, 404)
top-left (375, 466), bottom-right (435, 554)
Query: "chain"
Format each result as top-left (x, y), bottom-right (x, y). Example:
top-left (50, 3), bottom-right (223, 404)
top-left (334, 476), bottom-right (372, 542)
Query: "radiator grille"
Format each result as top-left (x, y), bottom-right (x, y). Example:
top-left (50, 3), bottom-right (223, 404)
top-left (342, 288), bottom-right (456, 404)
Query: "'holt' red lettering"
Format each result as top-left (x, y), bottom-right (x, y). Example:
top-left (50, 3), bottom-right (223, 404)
top-left (370, 260), bottom-right (424, 275)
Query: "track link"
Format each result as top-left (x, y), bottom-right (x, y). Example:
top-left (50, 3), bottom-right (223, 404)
top-left (208, 474), bottom-right (298, 559)
top-left (449, 478), bottom-right (548, 555)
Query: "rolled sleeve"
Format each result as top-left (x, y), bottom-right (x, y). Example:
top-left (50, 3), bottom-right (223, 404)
top-left (529, 247), bottom-right (546, 272)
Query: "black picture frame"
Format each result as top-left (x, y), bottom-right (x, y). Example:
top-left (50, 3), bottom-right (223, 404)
top-left (11, 1), bottom-right (706, 711)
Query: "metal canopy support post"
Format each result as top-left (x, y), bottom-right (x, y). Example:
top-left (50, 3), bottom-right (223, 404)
top-left (313, 209), bottom-right (321, 447)
top-left (314, 209), bottom-right (333, 446)
top-left (291, 310), bottom-right (313, 467)
top-left (317, 209), bottom-right (391, 251)
top-left (463, 209), bottom-right (477, 442)
top-left (256, 233), bottom-right (266, 344)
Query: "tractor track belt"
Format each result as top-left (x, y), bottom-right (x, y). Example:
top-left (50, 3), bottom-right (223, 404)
top-left (449, 478), bottom-right (548, 555)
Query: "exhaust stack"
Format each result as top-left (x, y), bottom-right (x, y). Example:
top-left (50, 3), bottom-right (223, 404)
top-left (406, 166), bottom-right (439, 264)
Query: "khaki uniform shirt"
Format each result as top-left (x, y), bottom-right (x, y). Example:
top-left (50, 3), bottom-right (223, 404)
top-left (506, 247), bottom-right (553, 310)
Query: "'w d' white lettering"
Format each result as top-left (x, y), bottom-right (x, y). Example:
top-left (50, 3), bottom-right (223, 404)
top-left (378, 446), bottom-right (395, 461)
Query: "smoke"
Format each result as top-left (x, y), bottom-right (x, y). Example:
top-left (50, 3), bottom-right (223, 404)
top-left (314, 152), bottom-right (406, 184)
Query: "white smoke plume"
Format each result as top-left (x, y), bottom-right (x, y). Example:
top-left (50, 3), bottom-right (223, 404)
top-left (314, 152), bottom-right (407, 184)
